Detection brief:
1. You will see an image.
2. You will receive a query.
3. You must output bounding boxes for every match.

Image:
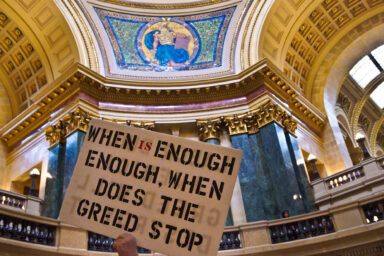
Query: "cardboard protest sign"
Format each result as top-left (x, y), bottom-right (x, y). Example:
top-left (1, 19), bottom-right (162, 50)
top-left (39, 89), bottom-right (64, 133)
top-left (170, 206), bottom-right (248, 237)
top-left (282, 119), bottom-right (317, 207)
top-left (59, 119), bottom-right (242, 256)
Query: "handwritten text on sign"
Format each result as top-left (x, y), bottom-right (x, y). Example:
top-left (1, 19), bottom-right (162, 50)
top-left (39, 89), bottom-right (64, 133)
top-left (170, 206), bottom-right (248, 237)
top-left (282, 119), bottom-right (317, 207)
top-left (59, 119), bottom-right (242, 256)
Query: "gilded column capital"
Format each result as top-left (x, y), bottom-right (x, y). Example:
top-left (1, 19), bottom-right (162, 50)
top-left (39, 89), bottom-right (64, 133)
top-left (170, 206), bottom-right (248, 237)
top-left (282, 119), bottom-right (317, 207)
top-left (243, 113), bottom-right (259, 134)
top-left (127, 120), bottom-right (155, 130)
top-left (253, 101), bottom-right (297, 134)
top-left (281, 112), bottom-right (297, 135)
top-left (46, 120), bottom-right (66, 146)
top-left (46, 108), bottom-right (91, 147)
top-left (223, 114), bottom-right (248, 135)
top-left (196, 119), bottom-right (221, 141)
top-left (62, 108), bottom-right (91, 134)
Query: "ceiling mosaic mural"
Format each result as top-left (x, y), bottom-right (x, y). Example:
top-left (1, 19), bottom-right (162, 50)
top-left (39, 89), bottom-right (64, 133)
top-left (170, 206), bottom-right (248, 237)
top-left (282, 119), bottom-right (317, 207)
top-left (95, 7), bottom-right (235, 72)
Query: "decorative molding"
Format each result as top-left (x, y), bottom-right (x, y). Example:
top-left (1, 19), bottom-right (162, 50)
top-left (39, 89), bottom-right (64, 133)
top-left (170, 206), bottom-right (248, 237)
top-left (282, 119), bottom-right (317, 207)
top-left (358, 114), bottom-right (370, 133)
top-left (336, 93), bottom-right (351, 115)
top-left (377, 132), bottom-right (384, 150)
top-left (223, 114), bottom-right (248, 136)
top-left (262, 66), bottom-right (325, 134)
top-left (369, 113), bottom-right (384, 155)
top-left (0, 61), bottom-right (324, 148)
top-left (196, 118), bottom-right (221, 141)
top-left (0, 68), bottom-right (80, 148)
top-left (45, 107), bottom-right (155, 147)
top-left (46, 107), bottom-right (91, 147)
top-left (199, 101), bottom-right (298, 136)
top-left (251, 100), bottom-right (297, 135)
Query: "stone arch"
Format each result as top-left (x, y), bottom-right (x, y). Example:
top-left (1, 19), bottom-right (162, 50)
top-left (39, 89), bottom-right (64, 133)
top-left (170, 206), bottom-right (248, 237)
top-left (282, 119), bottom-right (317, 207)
top-left (309, 13), bottom-right (384, 172)
top-left (335, 107), bottom-right (355, 146)
top-left (350, 72), bottom-right (384, 139)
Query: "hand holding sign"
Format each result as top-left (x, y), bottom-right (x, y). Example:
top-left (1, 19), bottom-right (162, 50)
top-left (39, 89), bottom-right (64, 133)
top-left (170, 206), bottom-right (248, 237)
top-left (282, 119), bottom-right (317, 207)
top-left (59, 119), bottom-right (242, 256)
top-left (114, 233), bottom-right (138, 256)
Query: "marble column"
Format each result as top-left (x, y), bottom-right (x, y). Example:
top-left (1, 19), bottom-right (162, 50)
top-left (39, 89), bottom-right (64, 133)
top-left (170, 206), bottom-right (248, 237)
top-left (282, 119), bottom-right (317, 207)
top-left (230, 133), bottom-right (266, 221)
top-left (256, 122), bottom-right (306, 217)
top-left (220, 130), bottom-right (247, 226)
top-left (225, 103), bottom-right (311, 221)
top-left (42, 143), bottom-right (66, 218)
top-left (43, 108), bottom-right (90, 219)
top-left (62, 131), bottom-right (85, 198)
top-left (247, 132), bottom-right (279, 219)
top-left (285, 132), bottom-right (316, 212)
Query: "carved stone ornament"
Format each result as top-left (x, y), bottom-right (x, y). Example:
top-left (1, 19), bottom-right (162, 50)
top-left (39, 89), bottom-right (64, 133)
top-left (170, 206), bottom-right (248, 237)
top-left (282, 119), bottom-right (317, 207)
top-left (46, 108), bottom-right (91, 146)
top-left (223, 114), bottom-right (248, 136)
top-left (197, 101), bottom-right (298, 137)
top-left (196, 119), bottom-right (221, 141)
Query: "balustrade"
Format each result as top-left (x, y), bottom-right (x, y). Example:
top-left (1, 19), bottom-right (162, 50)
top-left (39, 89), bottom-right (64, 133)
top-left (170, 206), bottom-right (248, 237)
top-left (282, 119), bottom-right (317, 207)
top-left (269, 215), bottom-right (334, 244)
top-left (87, 230), bottom-right (242, 253)
top-left (0, 213), bottom-right (55, 246)
top-left (362, 199), bottom-right (384, 224)
top-left (219, 231), bottom-right (241, 250)
top-left (0, 188), bottom-right (383, 255)
top-left (326, 167), bottom-right (364, 189)
top-left (0, 190), bottom-right (26, 210)
top-left (0, 189), bottom-right (42, 215)
top-left (313, 157), bottom-right (384, 209)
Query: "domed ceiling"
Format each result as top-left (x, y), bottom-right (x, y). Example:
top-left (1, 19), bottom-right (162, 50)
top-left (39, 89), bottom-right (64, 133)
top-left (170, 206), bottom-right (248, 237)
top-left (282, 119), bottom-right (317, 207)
top-left (77, 0), bottom-right (251, 80)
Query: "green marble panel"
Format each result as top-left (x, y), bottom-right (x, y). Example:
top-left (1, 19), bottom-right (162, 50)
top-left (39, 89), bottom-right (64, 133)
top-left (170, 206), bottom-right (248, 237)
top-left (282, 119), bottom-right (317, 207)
top-left (63, 131), bottom-right (85, 199)
top-left (258, 123), bottom-right (305, 216)
top-left (42, 143), bottom-right (66, 218)
top-left (285, 132), bottom-right (316, 212)
top-left (231, 133), bottom-right (264, 222)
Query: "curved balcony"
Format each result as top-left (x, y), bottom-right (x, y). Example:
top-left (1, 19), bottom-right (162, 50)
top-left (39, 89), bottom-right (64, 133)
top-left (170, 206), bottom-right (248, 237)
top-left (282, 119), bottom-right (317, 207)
top-left (1, 156), bottom-right (384, 255)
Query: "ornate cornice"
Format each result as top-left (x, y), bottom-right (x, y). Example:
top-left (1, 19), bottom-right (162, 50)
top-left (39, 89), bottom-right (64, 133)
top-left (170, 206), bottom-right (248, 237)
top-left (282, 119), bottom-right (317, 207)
top-left (262, 67), bottom-right (325, 134)
top-left (46, 108), bottom-right (156, 147)
top-left (46, 108), bottom-right (91, 147)
top-left (0, 61), bottom-right (325, 148)
top-left (196, 119), bottom-right (222, 141)
top-left (199, 101), bottom-right (298, 136)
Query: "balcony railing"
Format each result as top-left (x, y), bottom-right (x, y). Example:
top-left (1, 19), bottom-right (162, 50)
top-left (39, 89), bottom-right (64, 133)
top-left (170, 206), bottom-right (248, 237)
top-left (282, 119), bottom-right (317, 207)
top-left (312, 156), bottom-right (384, 209)
top-left (87, 230), bottom-right (241, 253)
top-left (0, 190), bottom-right (26, 211)
top-left (269, 215), bottom-right (334, 244)
top-left (362, 198), bottom-right (384, 224)
top-left (1, 193), bottom-right (383, 255)
top-left (1, 157), bottom-right (384, 255)
top-left (219, 231), bottom-right (241, 250)
top-left (0, 212), bottom-right (56, 246)
top-left (0, 189), bottom-right (42, 216)
top-left (326, 167), bottom-right (364, 189)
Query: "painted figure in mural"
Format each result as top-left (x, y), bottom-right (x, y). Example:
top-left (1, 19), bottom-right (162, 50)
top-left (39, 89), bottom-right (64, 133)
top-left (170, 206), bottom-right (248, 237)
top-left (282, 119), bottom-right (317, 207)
top-left (144, 23), bottom-right (190, 67)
